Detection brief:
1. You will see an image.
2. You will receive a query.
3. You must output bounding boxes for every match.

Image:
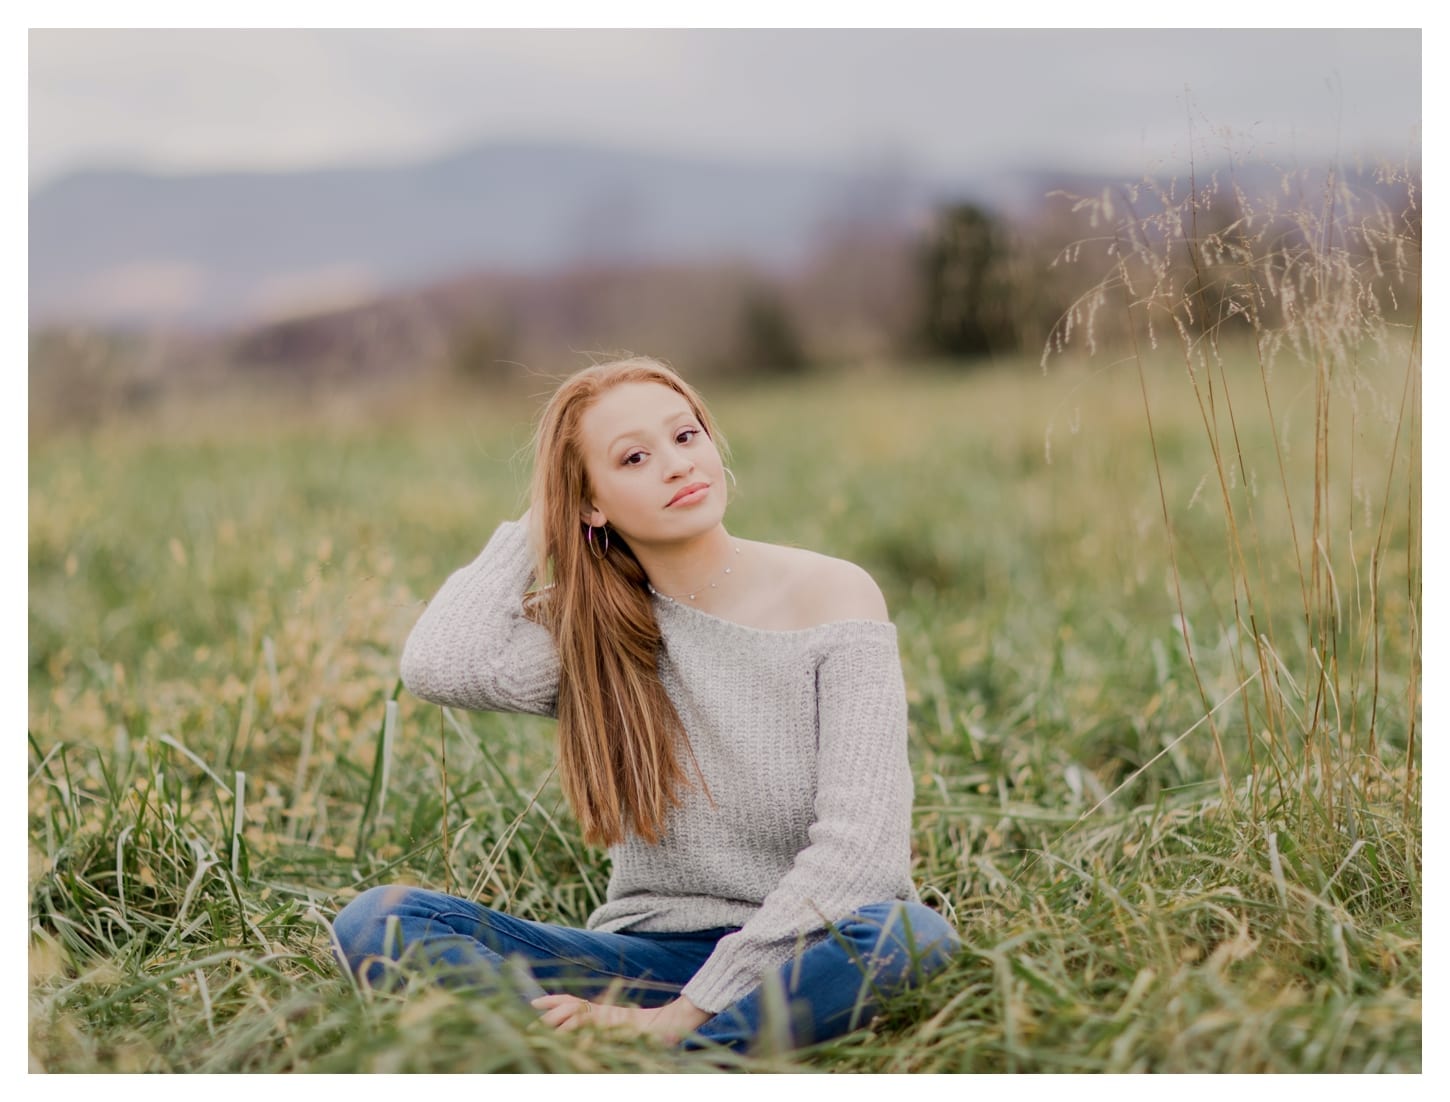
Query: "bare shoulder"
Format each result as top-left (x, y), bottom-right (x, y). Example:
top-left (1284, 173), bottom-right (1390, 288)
top-left (764, 544), bottom-right (890, 626)
top-left (813, 555), bottom-right (890, 622)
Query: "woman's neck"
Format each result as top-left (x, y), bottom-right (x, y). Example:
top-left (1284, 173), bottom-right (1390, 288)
top-left (631, 523), bottom-right (744, 603)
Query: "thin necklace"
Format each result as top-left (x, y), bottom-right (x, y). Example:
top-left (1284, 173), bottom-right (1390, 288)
top-left (647, 544), bottom-right (743, 602)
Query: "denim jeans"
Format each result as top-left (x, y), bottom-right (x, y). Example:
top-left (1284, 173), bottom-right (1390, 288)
top-left (331, 885), bottom-right (959, 1052)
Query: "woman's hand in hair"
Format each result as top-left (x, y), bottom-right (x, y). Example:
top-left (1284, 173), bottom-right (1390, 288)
top-left (532, 994), bottom-right (711, 1043)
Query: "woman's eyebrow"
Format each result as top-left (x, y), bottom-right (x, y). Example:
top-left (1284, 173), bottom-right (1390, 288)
top-left (606, 409), bottom-right (695, 453)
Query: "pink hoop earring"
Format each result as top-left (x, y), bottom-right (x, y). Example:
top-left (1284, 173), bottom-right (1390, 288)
top-left (586, 523), bottom-right (610, 560)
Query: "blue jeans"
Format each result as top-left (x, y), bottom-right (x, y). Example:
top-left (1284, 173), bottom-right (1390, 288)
top-left (331, 885), bottom-right (959, 1052)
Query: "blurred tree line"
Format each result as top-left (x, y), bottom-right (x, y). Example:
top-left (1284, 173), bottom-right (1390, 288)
top-left (29, 162), bottom-right (1420, 433)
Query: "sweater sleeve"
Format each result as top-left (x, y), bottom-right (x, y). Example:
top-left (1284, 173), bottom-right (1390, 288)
top-left (679, 626), bottom-right (915, 1013)
top-left (399, 519), bottom-right (560, 717)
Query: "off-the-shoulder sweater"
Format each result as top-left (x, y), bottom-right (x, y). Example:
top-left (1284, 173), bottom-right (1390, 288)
top-left (399, 519), bottom-right (918, 1013)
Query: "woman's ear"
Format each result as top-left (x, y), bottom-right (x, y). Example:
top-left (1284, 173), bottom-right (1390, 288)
top-left (581, 504), bottom-right (607, 528)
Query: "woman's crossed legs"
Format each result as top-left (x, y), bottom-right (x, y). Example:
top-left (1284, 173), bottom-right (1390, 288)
top-left (331, 885), bottom-right (958, 1052)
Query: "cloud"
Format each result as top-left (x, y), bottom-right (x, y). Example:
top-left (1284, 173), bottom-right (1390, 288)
top-left (28, 28), bottom-right (1421, 187)
top-left (66, 260), bottom-right (210, 320)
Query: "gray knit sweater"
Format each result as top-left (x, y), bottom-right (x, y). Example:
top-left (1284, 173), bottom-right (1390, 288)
top-left (399, 519), bottom-right (918, 1013)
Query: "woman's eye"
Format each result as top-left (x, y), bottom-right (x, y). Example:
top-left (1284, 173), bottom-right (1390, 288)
top-left (623, 450), bottom-right (645, 466)
top-left (677, 429), bottom-right (700, 444)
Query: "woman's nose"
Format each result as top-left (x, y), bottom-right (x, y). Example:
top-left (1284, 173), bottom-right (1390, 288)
top-left (665, 449), bottom-right (694, 477)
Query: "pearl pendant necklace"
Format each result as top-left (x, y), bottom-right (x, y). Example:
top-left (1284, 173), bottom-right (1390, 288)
top-left (647, 544), bottom-right (743, 602)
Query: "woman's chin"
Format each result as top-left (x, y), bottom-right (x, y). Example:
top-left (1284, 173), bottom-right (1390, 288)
top-left (633, 508), bottom-right (726, 545)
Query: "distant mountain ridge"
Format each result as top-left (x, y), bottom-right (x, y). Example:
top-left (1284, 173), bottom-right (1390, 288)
top-left (32, 137), bottom-right (1366, 332)
top-left (29, 140), bottom-right (975, 329)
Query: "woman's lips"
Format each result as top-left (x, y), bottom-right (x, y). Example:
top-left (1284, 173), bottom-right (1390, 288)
top-left (667, 483), bottom-right (710, 507)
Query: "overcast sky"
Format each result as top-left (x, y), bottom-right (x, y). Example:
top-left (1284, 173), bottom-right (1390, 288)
top-left (28, 28), bottom-right (1421, 190)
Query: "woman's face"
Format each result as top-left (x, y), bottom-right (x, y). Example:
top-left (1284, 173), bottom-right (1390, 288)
top-left (576, 380), bottom-right (727, 547)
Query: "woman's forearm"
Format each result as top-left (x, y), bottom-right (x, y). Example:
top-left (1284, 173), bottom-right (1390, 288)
top-left (400, 517), bottom-right (560, 716)
top-left (657, 995), bottom-right (713, 1040)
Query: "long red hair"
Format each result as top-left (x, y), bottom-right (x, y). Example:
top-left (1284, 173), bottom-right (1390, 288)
top-left (524, 357), bottom-right (726, 846)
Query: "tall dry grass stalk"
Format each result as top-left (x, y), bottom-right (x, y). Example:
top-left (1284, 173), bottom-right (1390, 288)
top-left (1045, 153), bottom-right (1421, 837)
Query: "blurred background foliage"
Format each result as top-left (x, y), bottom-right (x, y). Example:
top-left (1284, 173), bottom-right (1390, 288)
top-left (30, 160), bottom-right (1419, 438)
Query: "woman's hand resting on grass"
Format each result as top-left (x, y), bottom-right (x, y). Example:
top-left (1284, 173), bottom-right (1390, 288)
top-left (532, 994), bottom-right (712, 1044)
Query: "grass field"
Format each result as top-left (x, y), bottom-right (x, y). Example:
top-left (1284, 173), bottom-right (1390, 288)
top-left (28, 333), bottom-right (1420, 1072)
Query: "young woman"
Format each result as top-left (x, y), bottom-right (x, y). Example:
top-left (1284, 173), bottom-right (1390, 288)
top-left (332, 356), bottom-right (959, 1052)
